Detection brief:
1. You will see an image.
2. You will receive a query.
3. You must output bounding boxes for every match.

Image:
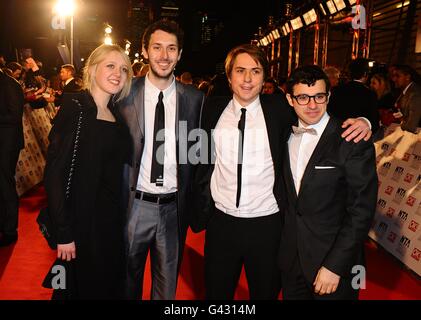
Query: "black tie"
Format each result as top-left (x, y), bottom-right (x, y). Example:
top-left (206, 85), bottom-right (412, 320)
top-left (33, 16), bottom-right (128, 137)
top-left (151, 91), bottom-right (165, 186)
top-left (236, 108), bottom-right (246, 208)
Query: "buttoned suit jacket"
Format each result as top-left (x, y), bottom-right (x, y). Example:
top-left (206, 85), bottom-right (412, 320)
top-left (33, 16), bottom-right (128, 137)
top-left (278, 117), bottom-right (378, 284)
top-left (119, 76), bottom-right (204, 264)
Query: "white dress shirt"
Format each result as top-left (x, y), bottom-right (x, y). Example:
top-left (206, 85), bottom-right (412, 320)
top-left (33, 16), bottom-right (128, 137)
top-left (136, 74), bottom-right (177, 194)
top-left (210, 96), bottom-right (279, 218)
top-left (288, 112), bottom-right (330, 194)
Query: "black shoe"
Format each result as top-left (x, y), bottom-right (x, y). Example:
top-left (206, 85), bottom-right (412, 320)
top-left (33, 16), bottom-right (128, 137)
top-left (0, 233), bottom-right (18, 247)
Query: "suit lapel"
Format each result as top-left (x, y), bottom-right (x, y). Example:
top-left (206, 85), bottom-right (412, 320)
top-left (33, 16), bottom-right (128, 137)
top-left (298, 118), bottom-right (338, 198)
top-left (283, 137), bottom-right (298, 203)
top-left (261, 97), bottom-right (279, 166)
top-left (134, 77), bottom-right (145, 140)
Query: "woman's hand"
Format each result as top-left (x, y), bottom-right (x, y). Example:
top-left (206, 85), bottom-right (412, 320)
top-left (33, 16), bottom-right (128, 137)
top-left (57, 242), bottom-right (76, 261)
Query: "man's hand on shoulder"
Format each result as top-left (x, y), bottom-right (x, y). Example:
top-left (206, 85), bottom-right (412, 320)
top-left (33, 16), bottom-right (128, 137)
top-left (341, 118), bottom-right (372, 143)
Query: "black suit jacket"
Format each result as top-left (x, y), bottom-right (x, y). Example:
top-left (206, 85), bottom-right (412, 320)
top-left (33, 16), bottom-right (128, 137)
top-left (328, 80), bottom-right (380, 133)
top-left (278, 117), bottom-right (378, 283)
top-left (55, 79), bottom-right (81, 107)
top-left (191, 94), bottom-right (295, 232)
top-left (0, 70), bottom-right (24, 150)
top-left (119, 76), bottom-right (204, 262)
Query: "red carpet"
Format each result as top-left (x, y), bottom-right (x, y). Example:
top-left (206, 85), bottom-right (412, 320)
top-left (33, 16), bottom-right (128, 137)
top-left (0, 184), bottom-right (420, 300)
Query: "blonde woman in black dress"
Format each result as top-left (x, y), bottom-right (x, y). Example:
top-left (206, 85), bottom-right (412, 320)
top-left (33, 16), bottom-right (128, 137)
top-left (44, 44), bottom-right (133, 299)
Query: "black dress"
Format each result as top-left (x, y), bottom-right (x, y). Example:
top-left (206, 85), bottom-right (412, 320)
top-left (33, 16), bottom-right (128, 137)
top-left (44, 91), bottom-right (131, 300)
top-left (76, 119), bottom-right (129, 299)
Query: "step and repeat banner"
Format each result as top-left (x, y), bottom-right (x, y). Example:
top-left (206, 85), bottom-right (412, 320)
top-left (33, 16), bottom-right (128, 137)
top-left (15, 104), bottom-right (55, 196)
top-left (370, 124), bottom-right (421, 277)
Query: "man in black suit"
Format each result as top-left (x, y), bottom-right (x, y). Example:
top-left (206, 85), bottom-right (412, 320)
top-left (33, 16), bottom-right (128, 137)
top-left (120, 19), bottom-right (204, 300)
top-left (0, 68), bottom-right (24, 246)
top-left (51, 64), bottom-right (81, 108)
top-left (328, 58), bottom-right (380, 134)
top-left (191, 45), bottom-right (373, 300)
top-left (279, 65), bottom-right (378, 300)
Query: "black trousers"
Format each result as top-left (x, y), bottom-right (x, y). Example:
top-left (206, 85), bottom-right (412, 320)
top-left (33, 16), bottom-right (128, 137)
top-left (204, 209), bottom-right (282, 300)
top-left (0, 146), bottom-right (21, 236)
top-left (281, 254), bottom-right (359, 300)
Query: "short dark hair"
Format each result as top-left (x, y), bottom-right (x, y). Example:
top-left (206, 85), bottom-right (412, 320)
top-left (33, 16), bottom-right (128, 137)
top-left (61, 64), bottom-right (75, 76)
top-left (286, 65), bottom-right (330, 94)
top-left (6, 62), bottom-right (22, 72)
top-left (225, 44), bottom-right (268, 79)
top-left (348, 58), bottom-right (369, 80)
top-left (142, 19), bottom-right (184, 51)
top-left (394, 64), bottom-right (419, 82)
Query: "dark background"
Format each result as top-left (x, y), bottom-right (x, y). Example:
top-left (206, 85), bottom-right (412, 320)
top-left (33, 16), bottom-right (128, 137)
top-left (0, 0), bottom-right (283, 77)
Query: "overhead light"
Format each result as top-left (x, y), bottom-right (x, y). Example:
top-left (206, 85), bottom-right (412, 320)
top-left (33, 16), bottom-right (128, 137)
top-left (284, 22), bottom-right (291, 34)
top-left (319, 3), bottom-right (327, 16)
top-left (326, 0), bottom-right (337, 14)
top-left (368, 61), bottom-right (375, 68)
top-left (268, 33), bottom-right (274, 42)
top-left (262, 38), bottom-right (269, 46)
top-left (104, 36), bottom-right (112, 45)
top-left (348, 0), bottom-right (357, 5)
top-left (333, 0), bottom-right (346, 11)
top-left (303, 9), bottom-right (317, 25)
top-left (272, 29), bottom-right (280, 40)
top-left (373, 12), bottom-right (381, 18)
top-left (396, 1), bottom-right (410, 9)
top-left (290, 17), bottom-right (303, 30)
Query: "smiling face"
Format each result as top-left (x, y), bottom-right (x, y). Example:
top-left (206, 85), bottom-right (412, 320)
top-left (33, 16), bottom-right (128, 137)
top-left (142, 29), bottom-right (181, 84)
top-left (90, 50), bottom-right (129, 99)
top-left (286, 79), bottom-right (329, 127)
top-left (228, 52), bottom-right (264, 106)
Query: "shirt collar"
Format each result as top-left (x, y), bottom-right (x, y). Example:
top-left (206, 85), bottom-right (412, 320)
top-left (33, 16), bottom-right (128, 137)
top-left (65, 77), bottom-right (74, 86)
top-left (145, 73), bottom-right (176, 98)
top-left (298, 112), bottom-right (330, 136)
top-left (403, 82), bottom-right (414, 95)
top-left (231, 96), bottom-right (260, 119)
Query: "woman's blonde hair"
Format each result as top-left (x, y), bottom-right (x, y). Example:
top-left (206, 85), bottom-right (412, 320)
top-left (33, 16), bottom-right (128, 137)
top-left (83, 44), bottom-right (133, 102)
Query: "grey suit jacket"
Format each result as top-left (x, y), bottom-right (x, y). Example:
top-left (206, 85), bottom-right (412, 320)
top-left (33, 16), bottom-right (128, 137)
top-left (399, 82), bottom-right (421, 133)
top-left (119, 76), bottom-right (204, 254)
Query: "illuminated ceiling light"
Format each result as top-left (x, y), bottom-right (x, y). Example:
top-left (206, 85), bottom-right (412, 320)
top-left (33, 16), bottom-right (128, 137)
top-left (53, 0), bottom-right (75, 16)
top-left (135, 52), bottom-right (140, 58)
top-left (273, 29), bottom-right (280, 39)
top-left (326, 0), bottom-right (337, 14)
top-left (284, 23), bottom-right (291, 34)
top-left (348, 0), bottom-right (357, 5)
top-left (333, 0), bottom-right (346, 11)
top-left (319, 3), bottom-right (327, 16)
top-left (396, 1), bottom-right (410, 9)
top-left (104, 36), bottom-right (112, 45)
top-left (105, 26), bottom-right (112, 34)
top-left (373, 12), bottom-right (381, 18)
top-left (80, 58), bottom-right (84, 62)
top-left (290, 17), bottom-right (303, 30)
top-left (368, 61), bottom-right (375, 68)
top-left (303, 9), bottom-right (317, 25)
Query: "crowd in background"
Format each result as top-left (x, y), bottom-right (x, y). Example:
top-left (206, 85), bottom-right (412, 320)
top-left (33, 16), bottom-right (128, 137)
top-left (1, 52), bottom-right (419, 138)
